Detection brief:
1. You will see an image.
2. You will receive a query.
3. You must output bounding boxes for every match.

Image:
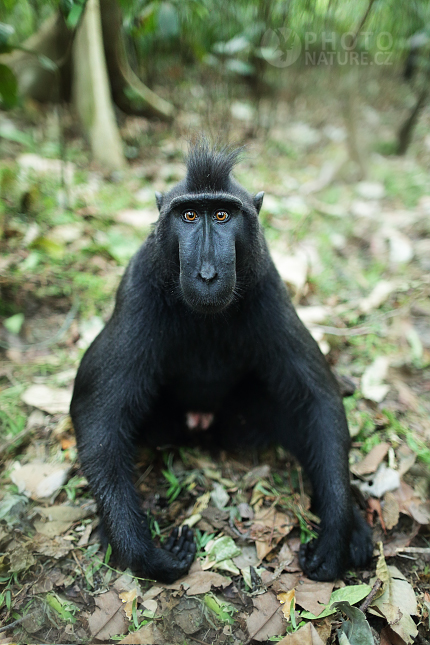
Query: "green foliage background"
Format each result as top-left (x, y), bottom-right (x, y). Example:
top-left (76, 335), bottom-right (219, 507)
top-left (1, 0), bottom-right (430, 79)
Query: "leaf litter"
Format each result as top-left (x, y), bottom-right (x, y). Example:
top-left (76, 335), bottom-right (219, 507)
top-left (1, 82), bottom-right (430, 644)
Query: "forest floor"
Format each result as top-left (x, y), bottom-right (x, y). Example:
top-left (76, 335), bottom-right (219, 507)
top-left (0, 67), bottom-right (429, 644)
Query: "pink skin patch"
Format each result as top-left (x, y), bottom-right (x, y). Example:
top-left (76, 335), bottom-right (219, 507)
top-left (186, 412), bottom-right (214, 431)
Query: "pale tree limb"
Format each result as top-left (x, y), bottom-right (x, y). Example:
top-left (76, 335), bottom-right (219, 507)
top-left (1, 0), bottom-right (174, 170)
top-left (397, 85), bottom-right (428, 155)
top-left (72, 0), bottom-right (126, 171)
top-left (100, 0), bottom-right (174, 121)
top-left (0, 12), bottom-right (72, 102)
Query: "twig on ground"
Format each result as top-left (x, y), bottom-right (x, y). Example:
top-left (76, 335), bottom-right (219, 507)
top-left (0, 611), bottom-right (38, 633)
top-left (359, 578), bottom-right (382, 613)
top-left (0, 427), bottom-right (33, 457)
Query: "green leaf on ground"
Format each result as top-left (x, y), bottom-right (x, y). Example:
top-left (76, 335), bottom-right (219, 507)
top-left (301, 584), bottom-right (371, 620)
top-left (334, 601), bottom-right (374, 645)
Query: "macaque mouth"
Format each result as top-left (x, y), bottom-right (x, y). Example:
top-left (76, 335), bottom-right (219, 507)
top-left (190, 297), bottom-right (234, 314)
top-left (183, 289), bottom-right (235, 314)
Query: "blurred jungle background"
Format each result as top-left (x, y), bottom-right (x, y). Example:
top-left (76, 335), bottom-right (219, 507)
top-left (0, 0), bottom-right (430, 643)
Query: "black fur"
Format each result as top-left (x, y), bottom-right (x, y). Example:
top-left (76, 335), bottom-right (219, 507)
top-left (70, 140), bottom-right (373, 583)
top-left (185, 138), bottom-right (242, 193)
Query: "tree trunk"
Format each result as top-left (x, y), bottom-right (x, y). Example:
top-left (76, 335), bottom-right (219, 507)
top-left (100, 0), bottom-right (174, 121)
top-left (397, 86), bottom-right (428, 155)
top-left (72, 0), bottom-right (126, 171)
top-left (341, 70), bottom-right (366, 180)
top-left (1, 12), bottom-right (72, 102)
top-left (1, 0), bottom-right (174, 170)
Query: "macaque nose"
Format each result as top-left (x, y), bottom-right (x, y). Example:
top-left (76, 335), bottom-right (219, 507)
top-left (198, 264), bottom-right (218, 283)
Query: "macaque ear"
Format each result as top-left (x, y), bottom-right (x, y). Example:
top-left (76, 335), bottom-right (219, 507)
top-left (155, 191), bottom-right (164, 212)
top-left (253, 191), bottom-right (264, 214)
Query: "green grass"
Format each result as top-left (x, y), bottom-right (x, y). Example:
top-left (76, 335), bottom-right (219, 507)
top-left (373, 162), bottom-right (429, 208)
top-left (0, 385), bottom-right (26, 440)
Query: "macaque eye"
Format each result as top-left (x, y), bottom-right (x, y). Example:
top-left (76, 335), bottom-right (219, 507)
top-left (183, 210), bottom-right (198, 222)
top-left (215, 210), bottom-right (229, 222)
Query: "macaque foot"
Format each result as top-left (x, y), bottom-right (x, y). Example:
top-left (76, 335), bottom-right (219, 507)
top-left (299, 536), bottom-right (346, 581)
top-left (150, 526), bottom-right (196, 583)
top-left (99, 520), bottom-right (196, 584)
top-left (349, 506), bottom-right (373, 567)
top-left (299, 509), bottom-right (372, 581)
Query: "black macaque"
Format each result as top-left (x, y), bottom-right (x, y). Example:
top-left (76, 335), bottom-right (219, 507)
top-left (70, 139), bottom-right (373, 583)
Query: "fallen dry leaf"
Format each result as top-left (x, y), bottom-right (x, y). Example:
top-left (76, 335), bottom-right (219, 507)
top-left (370, 551), bottom-right (418, 644)
top-left (141, 599), bottom-right (157, 614)
top-left (34, 504), bottom-right (92, 536)
top-left (88, 589), bottom-right (128, 641)
top-left (382, 492), bottom-right (400, 530)
top-left (10, 461), bottom-right (70, 499)
top-left (294, 579), bottom-right (333, 617)
top-left (278, 621), bottom-right (325, 644)
top-left (250, 507), bottom-right (295, 559)
top-left (267, 572), bottom-right (301, 593)
top-left (270, 542), bottom-right (296, 569)
top-left (201, 534), bottom-right (240, 573)
top-left (361, 357), bottom-right (390, 403)
top-left (296, 305), bottom-right (329, 326)
top-left (21, 384), bottom-right (72, 414)
top-left (233, 544), bottom-right (259, 569)
top-left (31, 575), bottom-right (54, 594)
top-left (183, 570), bottom-right (231, 595)
top-left (394, 379), bottom-right (421, 413)
top-left (119, 588), bottom-right (137, 619)
top-left (386, 228), bottom-right (414, 264)
top-left (382, 526), bottom-right (419, 557)
top-left (356, 180), bottom-right (385, 200)
top-left (191, 491), bottom-right (211, 515)
top-left (245, 591), bottom-right (285, 642)
top-left (8, 545), bottom-right (36, 573)
top-left (392, 481), bottom-right (430, 525)
top-left (48, 223), bottom-right (84, 244)
top-left (359, 281), bottom-right (395, 314)
top-left (162, 560), bottom-right (230, 595)
top-left (351, 442), bottom-right (390, 476)
top-left (271, 249), bottom-right (308, 294)
top-left (118, 622), bottom-right (164, 644)
top-left (77, 523), bottom-right (93, 547)
top-left (243, 465), bottom-right (271, 489)
top-left (32, 533), bottom-right (74, 559)
top-left (396, 445), bottom-right (416, 477)
top-left (141, 586), bottom-right (164, 602)
top-left (277, 589), bottom-right (295, 619)
top-left (314, 617), bottom-right (332, 644)
top-left (113, 571), bottom-right (143, 596)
